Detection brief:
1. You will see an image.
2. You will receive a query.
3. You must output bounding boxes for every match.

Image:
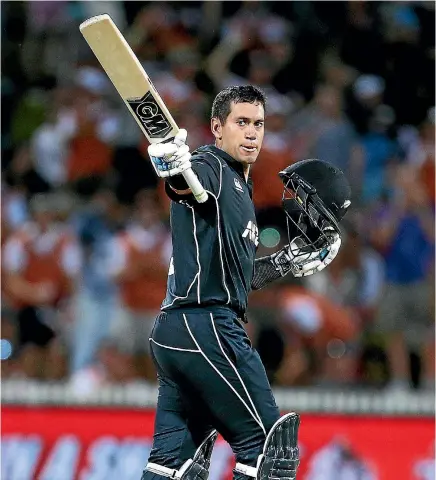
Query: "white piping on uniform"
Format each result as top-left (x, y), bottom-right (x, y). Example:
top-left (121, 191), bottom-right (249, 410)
top-left (164, 152), bottom-right (224, 308)
top-left (149, 338), bottom-right (200, 353)
top-left (190, 203), bottom-right (202, 304)
top-left (183, 314), bottom-right (265, 434)
top-left (162, 206), bottom-right (201, 309)
top-left (210, 313), bottom-right (265, 434)
top-left (205, 152), bottom-right (223, 199)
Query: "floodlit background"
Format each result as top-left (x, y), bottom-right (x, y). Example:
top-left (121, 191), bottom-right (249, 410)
top-left (1, 1), bottom-right (434, 393)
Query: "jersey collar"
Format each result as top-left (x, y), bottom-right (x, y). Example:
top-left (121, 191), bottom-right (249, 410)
top-left (200, 145), bottom-right (251, 183)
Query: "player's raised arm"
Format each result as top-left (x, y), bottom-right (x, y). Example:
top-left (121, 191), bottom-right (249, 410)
top-left (80, 15), bottom-right (207, 204)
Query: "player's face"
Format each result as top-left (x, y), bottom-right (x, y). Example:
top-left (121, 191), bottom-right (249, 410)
top-left (212, 102), bottom-right (265, 165)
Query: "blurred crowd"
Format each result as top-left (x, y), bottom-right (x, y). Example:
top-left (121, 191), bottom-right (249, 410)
top-left (1, 1), bottom-right (435, 395)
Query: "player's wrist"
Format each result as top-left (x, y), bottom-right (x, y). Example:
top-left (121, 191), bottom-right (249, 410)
top-left (270, 247), bottom-right (294, 277)
top-left (148, 129), bottom-right (192, 178)
top-left (166, 174), bottom-right (190, 191)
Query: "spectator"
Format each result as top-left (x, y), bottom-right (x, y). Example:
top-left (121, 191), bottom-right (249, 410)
top-left (1, 180), bottom-right (29, 241)
top-left (124, 3), bottom-right (195, 80)
top-left (2, 192), bottom-right (82, 379)
top-left (320, 55), bottom-right (357, 92)
top-left (205, 10), bottom-right (291, 93)
top-left (259, 16), bottom-right (300, 98)
top-left (370, 166), bottom-right (435, 390)
top-left (275, 286), bottom-right (360, 387)
top-left (154, 47), bottom-right (205, 112)
top-left (289, 84), bottom-right (358, 176)
top-left (405, 107), bottom-right (435, 205)
top-left (107, 189), bottom-right (171, 380)
top-left (70, 186), bottom-right (123, 373)
top-left (30, 95), bottom-right (71, 188)
top-left (359, 104), bottom-right (400, 205)
top-left (5, 142), bottom-right (51, 197)
top-left (305, 223), bottom-right (385, 326)
top-left (64, 67), bottom-right (120, 184)
top-left (304, 222), bottom-right (387, 387)
top-left (69, 340), bottom-right (139, 398)
top-left (346, 74), bottom-right (386, 135)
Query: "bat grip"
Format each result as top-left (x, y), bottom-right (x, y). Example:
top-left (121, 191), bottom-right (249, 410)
top-left (164, 135), bottom-right (208, 203)
top-left (182, 168), bottom-right (208, 203)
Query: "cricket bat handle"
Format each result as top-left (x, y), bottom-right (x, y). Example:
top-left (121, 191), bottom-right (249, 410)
top-left (182, 168), bottom-right (209, 203)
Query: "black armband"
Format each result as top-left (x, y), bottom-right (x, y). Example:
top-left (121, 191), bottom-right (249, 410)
top-left (166, 174), bottom-right (190, 190)
top-left (251, 248), bottom-right (295, 290)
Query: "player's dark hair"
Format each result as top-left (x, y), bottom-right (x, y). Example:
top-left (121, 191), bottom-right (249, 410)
top-left (211, 85), bottom-right (266, 124)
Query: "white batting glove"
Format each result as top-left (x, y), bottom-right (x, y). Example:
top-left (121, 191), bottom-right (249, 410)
top-left (289, 229), bottom-right (341, 277)
top-left (148, 129), bottom-right (192, 178)
top-left (270, 229), bottom-right (341, 278)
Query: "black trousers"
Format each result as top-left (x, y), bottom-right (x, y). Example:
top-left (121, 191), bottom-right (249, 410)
top-left (142, 307), bottom-right (280, 479)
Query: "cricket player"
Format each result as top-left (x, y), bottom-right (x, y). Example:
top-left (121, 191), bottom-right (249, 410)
top-left (141, 86), bottom-right (351, 480)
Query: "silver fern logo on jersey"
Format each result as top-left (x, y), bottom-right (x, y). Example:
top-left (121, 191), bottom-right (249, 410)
top-left (242, 221), bottom-right (259, 246)
top-left (234, 177), bottom-right (244, 192)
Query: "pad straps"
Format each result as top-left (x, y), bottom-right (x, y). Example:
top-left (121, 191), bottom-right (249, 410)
top-left (146, 461), bottom-right (186, 478)
top-left (234, 462), bottom-right (258, 477)
top-left (143, 430), bottom-right (217, 480)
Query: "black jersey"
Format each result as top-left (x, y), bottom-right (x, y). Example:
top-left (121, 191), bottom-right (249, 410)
top-left (162, 145), bottom-right (258, 315)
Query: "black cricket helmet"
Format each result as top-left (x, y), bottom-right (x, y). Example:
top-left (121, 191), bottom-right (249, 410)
top-left (279, 159), bottom-right (351, 255)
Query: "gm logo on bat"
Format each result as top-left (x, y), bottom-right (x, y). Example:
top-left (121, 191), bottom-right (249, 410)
top-left (127, 92), bottom-right (172, 138)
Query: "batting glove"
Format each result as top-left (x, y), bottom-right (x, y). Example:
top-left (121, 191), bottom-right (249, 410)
top-left (272, 229), bottom-right (341, 278)
top-left (148, 129), bottom-right (192, 178)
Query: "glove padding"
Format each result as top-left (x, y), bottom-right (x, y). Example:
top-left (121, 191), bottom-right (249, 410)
top-left (272, 228), bottom-right (341, 278)
top-left (148, 129), bottom-right (192, 178)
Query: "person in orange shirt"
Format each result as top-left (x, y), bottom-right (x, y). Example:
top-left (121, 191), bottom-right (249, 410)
top-left (2, 193), bottom-right (82, 379)
top-left (275, 285), bottom-right (360, 387)
top-left (408, 108), bottom-right (435, 206)
top-left (62, 67), bottom-right (120, 183)
top-left (108, 189), bottom-right (171, 379)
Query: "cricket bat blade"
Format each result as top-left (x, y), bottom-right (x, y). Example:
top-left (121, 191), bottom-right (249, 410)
top-left (79, 14), bottom-right (208, 203)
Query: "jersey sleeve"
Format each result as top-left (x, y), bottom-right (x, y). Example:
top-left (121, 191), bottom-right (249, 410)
top-left (165, 152), bottom-right (222, 203)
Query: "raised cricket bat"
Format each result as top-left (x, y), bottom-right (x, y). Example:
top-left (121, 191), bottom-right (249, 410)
top-left (79, 14), bottom-right (208, 203)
